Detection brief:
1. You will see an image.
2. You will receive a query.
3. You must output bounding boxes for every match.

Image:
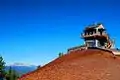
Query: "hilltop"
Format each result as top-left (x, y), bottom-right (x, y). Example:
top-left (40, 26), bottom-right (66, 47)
top-left (19, 49), bottom-right (120, 80)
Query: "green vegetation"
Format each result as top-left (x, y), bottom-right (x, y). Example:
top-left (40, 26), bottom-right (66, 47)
top-left (58, 52), bottom-right (64, 57)
top-left (6, 66), bottom-right (19, 80)
top-left (0, 56), bottom-right (19, 80)
top-left (0, 56), bottom-right (6, 80)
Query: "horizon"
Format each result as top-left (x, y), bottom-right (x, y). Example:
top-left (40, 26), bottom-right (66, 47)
top-left (0, 0), bottom-right (120, 65)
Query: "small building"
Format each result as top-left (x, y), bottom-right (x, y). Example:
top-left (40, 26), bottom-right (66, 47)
top-left (67, 23), bottom-right (120, 55)
top-left (81, 23), bottom-right (113, 49)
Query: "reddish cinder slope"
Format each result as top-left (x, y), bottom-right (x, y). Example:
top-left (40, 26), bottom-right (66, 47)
top-left (19, 49), bottom-right (120, 80)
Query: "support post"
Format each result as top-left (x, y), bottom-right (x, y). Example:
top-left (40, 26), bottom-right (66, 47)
top-left (95, 40), bottom-right (98, 47)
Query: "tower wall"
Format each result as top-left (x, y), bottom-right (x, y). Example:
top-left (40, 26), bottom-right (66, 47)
top-left (85, 39), bottom-right (102, 48)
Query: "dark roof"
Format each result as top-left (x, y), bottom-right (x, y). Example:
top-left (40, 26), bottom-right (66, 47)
top-left (85, 23), bottom-right (102, 30)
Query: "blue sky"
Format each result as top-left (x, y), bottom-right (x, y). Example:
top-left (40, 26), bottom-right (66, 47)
top-left (0, 0), bottom-right (120, 65)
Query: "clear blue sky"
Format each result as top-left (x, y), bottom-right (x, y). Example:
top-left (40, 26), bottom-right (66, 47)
top-left (0, 0), bottom-right (120, 65)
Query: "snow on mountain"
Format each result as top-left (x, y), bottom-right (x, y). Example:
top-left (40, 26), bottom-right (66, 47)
top-left (6, 63), bottom-right (37, 67)
top-left (5, 63), bottom-right (38, 76)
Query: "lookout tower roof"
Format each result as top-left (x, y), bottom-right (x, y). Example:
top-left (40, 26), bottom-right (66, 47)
top-left (85, 23), bottom-right (105, 31)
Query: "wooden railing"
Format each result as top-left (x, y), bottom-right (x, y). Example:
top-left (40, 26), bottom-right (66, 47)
top-left (81, 32), bottom-right (107, 38)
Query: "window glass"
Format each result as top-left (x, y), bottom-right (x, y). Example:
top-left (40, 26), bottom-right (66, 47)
top-left (87, 41), bottom-right (95, 47)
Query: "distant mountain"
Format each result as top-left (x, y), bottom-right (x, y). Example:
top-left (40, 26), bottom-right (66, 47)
top-left (5, 63), bottom-right (37, 76)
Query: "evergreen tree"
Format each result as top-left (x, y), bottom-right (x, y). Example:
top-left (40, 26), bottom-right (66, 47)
top-left (58, 52), bottom-right (64, 57)
top-left (0, 55), bottom-right (19, 80)
top-left (6, 66), bottom-right (19, 80)
top-left (0, 56), bottom-right (6, 80)
top-left (12, 69), bottom-right (19, 80)
top-left (37, 65), bottom-right (41, 69)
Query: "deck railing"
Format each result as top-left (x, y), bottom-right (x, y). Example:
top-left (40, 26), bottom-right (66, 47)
top-left (81, 32), bottom-right (107, 38)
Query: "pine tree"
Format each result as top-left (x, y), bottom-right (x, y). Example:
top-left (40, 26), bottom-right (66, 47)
top-left (0, 56), bottom-right (6, 80)
top-left (6, 66), bottom-right (19, 80)
top-left (58, 52), bottom-right (64, 57)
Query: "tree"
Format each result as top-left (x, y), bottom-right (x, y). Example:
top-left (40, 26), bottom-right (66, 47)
top-left (0, 55), bottom-right (19, 80)
top-left (0, 56), bottom-right (6, 80)
top-left (58, 52), bottom-right (64, 57)
top-left (37, 65), bottom-right (41, 69)
top-left (6, 66), bottom-right (19, 80)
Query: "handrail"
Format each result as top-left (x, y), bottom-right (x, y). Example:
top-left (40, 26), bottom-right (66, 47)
top-left (81, 32), bottom-right (108, 38)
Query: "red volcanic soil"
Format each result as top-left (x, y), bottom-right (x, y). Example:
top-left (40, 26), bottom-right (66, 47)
top-left (19, 49), bottom-right (120, 80)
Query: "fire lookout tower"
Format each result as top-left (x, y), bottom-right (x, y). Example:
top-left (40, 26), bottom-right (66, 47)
top-left (68, 23), bottom-right (120, 55)
top-left (81, 23), bottom-right (113, 49)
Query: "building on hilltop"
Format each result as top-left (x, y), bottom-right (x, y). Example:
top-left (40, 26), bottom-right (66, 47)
top-left (81, 23), bottom-right (113, 49)
top-left (68, 23), bottom-right (120, 55)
